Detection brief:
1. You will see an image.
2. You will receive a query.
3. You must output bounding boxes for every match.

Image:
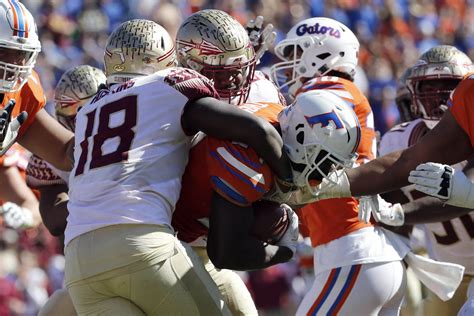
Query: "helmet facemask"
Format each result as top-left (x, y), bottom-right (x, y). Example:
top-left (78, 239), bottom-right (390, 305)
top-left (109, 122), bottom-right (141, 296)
top-left (410, 76), bottom-right (462, 119)
top-left (272, 36), bottom-right (339, 98)
top-left (287, 140), bottom-right (357, 195)
top-left (197, 53), bottom-right (256, 105)
top-left (407, 45), bottom-right (473, 120)
top-left (0, 40), bottom-right (39, 93)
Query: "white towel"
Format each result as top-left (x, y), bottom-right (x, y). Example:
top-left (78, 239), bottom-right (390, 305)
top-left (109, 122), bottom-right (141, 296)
top-left (404, 251), bottom-right (465, 301)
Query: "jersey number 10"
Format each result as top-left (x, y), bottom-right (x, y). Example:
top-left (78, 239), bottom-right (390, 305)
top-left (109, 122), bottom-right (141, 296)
top-left (75, 95), bottom-right (137, 176)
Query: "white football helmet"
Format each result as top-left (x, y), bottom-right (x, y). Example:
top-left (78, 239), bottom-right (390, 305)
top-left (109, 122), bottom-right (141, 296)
top-left (407, 45), bottom-right (472, 119)
top-left (54, 65), bottom-right (107, 131)
top-left (104, 19), bottom-right (176, 85)
top-left (271, 17), bottom-right (359, 98)
top-left (0, 0), bottom-right (41, 93)
top-left (279, 90), bottom-right (360, 193)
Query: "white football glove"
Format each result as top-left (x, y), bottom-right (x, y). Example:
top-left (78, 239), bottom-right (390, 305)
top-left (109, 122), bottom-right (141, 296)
top-left (358, 195), bottom-right (404, 226)
top-left (409, 162), bottom-right (474, 209)
top-left (0, 202), bottom-right (34, 229)
top-left (276, 204), bottom-right (299, 255)
top-left (245, 16), bottom-right (276, 63)
top-left (265, 170), bottom-right (352, 206)
top-left (0, 100), bottom-right (27, 155)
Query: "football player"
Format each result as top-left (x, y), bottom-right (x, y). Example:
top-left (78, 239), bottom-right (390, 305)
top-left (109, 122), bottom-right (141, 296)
top-left (0, 0), bottom-right (74, 170)
top-left (26, 65), bottom-right (107, 237)
top-left (173, 10), bottom-right (289, 314)
top-left (64, 19), bottom-right (292, 316)
top-left (172, 89), bottom-right (359, 315)
top-left (270, 17), bottom-right (408, 315)
top-left (376, 46), bottom-right (474, 316)
top-left (301, 60), bottom-right (474, 207)
top-left (28, 65), bottom-right (105, 316)
top-left (176, 9), bottom-right (286, 106)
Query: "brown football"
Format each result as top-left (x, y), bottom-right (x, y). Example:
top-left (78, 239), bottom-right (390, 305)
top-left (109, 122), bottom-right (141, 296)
top-left (250, 200), bottom-right (290, 244)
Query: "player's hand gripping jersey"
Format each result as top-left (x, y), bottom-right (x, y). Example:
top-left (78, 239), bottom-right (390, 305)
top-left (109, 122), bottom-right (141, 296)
top-left (296, 76), bottom-right (377, 247)
top-left (65, 68), bottom-right (218, 247)
top-left (172, 102), bottom-right (283, 245)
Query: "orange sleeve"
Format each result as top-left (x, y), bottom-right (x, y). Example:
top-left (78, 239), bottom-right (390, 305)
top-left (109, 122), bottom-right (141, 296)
top-left (16, 71), bottom-right (46, 137)
top-left (206, 138), bottom-right (274, 206)
top-left (354, 96), bottom-right (376, 163)
top-left (449, 76), bottom-right (474, 146)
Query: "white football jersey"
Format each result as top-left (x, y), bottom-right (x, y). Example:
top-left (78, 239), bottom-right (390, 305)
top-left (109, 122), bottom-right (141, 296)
top-left (379, 118), bottom-right (474, 274)
top-left (65, 68), bottom-right (218, 246)
top-left (246, 71), bottom-right (286, 105)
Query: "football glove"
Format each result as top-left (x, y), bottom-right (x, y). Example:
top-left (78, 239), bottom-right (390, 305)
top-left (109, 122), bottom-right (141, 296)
top-left (276, 204), bottom-right (299, 255)
top-left (246, 16), bottom-right (276, 63)
top-left (358, 195), bottom-right (404, 226)
top-left (409, 162), bottom-right (474, 209)
top-left (0, 100), bottom-right (27, 155)
top-left (0, 202), bottom-right (34, 229)
top-left (265, 170), bottom-right (352, 206)
top-left (309, 169), bottom-right (352, 202)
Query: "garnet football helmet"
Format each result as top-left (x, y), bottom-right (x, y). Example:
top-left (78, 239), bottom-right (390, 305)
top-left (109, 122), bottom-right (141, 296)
top-left (54, 65), bottom-right (106, 131)
top-left (279, 90), bottom-right (360, 193)
top-left (271, 17), bottom-right (359, 98)
top-left (176, 10), bottom-right (256, 104)
top-left (0, 0), bottom-right (41, 93)
top-left (407, 45), bottom-right (472, 119)
top-left (104, 19), bottom-right (176, 85)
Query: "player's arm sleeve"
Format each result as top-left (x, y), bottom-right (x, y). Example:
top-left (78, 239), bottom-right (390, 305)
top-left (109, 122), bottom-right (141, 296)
top-left (165, 68), bottom-right (220, 102)
top-left (449, 77), bottom-right (474, 146)
top-left (26, 154), bottom-right (66, 189)
top-left (354, 99), bottom-right (377, 163)
top-left (18, 72), bottom-right (46, 137)
top-left (207, 139), bottom-right (274, 206)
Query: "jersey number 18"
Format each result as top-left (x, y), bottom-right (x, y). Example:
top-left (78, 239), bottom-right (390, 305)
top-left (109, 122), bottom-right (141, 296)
top-left (75, 95), bottom-right (137, 176)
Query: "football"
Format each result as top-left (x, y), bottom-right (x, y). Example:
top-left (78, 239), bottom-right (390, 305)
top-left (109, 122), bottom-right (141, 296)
top-left (250, 200), bottom-right (290, 244)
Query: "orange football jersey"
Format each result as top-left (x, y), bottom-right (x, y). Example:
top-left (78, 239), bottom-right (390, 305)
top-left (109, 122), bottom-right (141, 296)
top-left (0, 70), bottom-right (45, 165)
top-left (172, 102), bottom-right (283, 243)
top-left (449, 74), bottom-right (474, 146)
top-left (297, 76), bottom-right (376, 247)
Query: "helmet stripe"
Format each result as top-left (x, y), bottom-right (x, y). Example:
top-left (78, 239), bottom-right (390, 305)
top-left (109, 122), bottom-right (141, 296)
top-left (9, 0), bottom-right (25, 37)
top-left (8, 0), bottom-right (19, 36)
top-left (18, 2), bottom-right (29, 38)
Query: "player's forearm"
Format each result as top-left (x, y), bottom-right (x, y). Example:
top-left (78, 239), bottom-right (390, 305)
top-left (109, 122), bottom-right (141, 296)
top-left (207, 236), bottom-right (292, 271)
top-left (251, 121), bottom-right (293, 181)
top-left (402, 196), bottom-right (472, 224)
top-left (348, 149), bottom-right (411, 196)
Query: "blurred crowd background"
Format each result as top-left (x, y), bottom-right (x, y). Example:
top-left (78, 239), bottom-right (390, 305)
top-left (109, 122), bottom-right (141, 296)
top-left (1, 0), bottom-right (473, 315)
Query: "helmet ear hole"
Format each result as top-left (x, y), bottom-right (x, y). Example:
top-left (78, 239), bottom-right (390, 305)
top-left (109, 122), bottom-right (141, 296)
top-left (316, 53), bottom-right (331, 60)
top-left (296, 131), bottom-right (304, 145)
